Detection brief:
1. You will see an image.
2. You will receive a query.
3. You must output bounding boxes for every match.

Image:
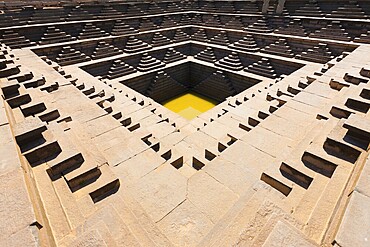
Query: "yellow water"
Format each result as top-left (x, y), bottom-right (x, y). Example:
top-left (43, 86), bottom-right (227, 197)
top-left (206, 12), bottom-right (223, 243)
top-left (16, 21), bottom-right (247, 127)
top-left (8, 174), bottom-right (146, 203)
top-left (163, 92), bottom-right (217, 120)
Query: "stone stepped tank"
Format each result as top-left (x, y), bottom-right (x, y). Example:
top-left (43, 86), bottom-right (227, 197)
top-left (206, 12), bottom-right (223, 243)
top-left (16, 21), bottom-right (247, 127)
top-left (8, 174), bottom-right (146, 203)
top-left (0, 1), bottom-right (369, 246)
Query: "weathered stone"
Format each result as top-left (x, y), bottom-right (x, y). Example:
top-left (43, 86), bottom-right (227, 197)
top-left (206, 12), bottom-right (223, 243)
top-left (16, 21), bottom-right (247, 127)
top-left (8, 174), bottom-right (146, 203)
top-left (1, 1), bottom-right (370, 246)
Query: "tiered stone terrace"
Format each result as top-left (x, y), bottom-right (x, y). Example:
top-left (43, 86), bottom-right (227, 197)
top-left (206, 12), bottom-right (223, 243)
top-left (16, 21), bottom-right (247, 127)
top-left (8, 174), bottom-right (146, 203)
top-left (0, 0), bottom-right (370, 246)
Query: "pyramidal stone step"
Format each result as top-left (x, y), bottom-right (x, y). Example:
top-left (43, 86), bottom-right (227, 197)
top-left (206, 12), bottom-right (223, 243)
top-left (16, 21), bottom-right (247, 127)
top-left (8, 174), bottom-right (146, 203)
top-left (39, 26), bottom-right (76, 45)
top-left (179, 13), bottom-right (192, 25)
top-left (172, 30), bottom-right (190, 42)
top-left (151, 32), bottom-right (171, 47)
top-left (149, 3), bottom-right (163, 14)
top-left (46, 143), bottom-right (85, 177)
top-left (244, 57), bottom-right (278, 79)
top-left (261, 38), bottom-right (295, 58)
top-left (203, 14), bottom-right (221, 27)
top-left (309, 21), bottom-right (351, 42)
top-left (210, 31), bottom-right (230, 46)
top-left (55, 46), bottom-right (91, 66)
top-left (98, 5), bottom-right (123, 19)
top-left (194, 70), bottom-right (236, 101)
top-left (296, 43), bottom-right (334, 63)
top-left (161, 16), bottom-right (178, 28)
top-left (111, 20), bottom-right (138, 36)
top-left (105, 60), bottom-right (137, 80)
top-left (67, 7), bottom-right (94, 21)
top-left (201, 2), bottom-right (217, 12)
top-left (295, 0), bottom-right (325, 17)
top-left (123, 36), bottom-right (152, 53)
top-left (228, 35), bottom-right (259, 52)
top-left (126, 4), bottom-right (146, 16)
top-left (6, 93), bottom-right (31, 109)
top-left (236, 2), bottom-right (260, 14)
top-left (192, 14), bottom-right (203, 25)
top-left (163, 48), bottom-right (186, 64)
top-left (194, 47), bottom-right (217, 63)
top-left (65, 162), bottom-right (101, 193)
top-left (275, 19), bottom-right (307, 37)
top-left (1, 30), bottom-right (35, 48)
top-left (139, 18), bottom-right (158, 31)
top-left (328, 2), bottom-right (367, 18)
top-left (147, 71), bottom-right (187, 102)
top-left (223, 16), bottom-right (244, 29)
top-left (215, 52), bottom-right (244, 71)
top-left (192, 28), bottom-right (209, 42)
top-left (29, 8), bottom-right (66, 24)
top-left (167, 2), bottom-right (183, 12)
top-left (16, 126), bottom-right (62, 166)
top-left (78, 23), bottom-right (109, 40)
top-left (0, 79), bottom-right (21, 99)
top-left (91, 41), bottom-right (122, 60)
top-left (244, 18), bottom-right (272, 33)
top-left (136, 53), bottom-right (165, 72)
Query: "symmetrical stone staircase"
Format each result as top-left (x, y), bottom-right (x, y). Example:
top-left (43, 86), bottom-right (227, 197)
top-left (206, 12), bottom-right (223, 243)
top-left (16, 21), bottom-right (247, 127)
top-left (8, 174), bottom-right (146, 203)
top-left (91, 41), bottom-right (122, 60)
top-left (1, 1), bottom-right (370, 246)
top-left (193, 70), bottom-right (236, 101)
top-left (146, 72), bottom-right (187, 102)
top-left (194, 47), bottom-right (217, 63)
top-left (104, 59), bottom-right (137, 80)
top-left (296, 43), bottom-right (334, 64)
top-left (56, 46), bottom-right (91, 66)
top-left (124, 36), bottom-right (152, 53)
top-left (260, 38), bottom-right (295, 58)
top-left (228, 34), bottom-right (259, 52)
top-left (244, 57), bottom-right (278, 79)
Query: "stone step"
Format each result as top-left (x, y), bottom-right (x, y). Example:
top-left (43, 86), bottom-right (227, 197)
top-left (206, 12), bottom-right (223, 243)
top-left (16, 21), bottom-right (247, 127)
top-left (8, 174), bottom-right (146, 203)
top-left (302, 154), bottom-right (353, 243)
top-left (257, 220), bottom-right (317, 247)
top-left (248, 205), bottom-right (304, 247)
top-left (72, 164), bottom-right (119, 203)
top-left (37, 108), bottom-right (61, 123)
top-left (260, 171), bottom-right (293, 196)
top-left (33, 163), bottom-right (72, 244)
top-left (23, 76), bottom-right (46, 89)
top-left (6, 90), bottom-right (32, 108)
top-left (200, 181), bottom-right (285, 246)
top-left (47, 149), bottom-right (84, 178)
top-left (95, 194), bottom-right (157, 246)
top-left (64, 163), bottom-right (101, 193)
top-left (106, 60), bottom-right (136, 80)
top-left (343, 114), bottom-right (370, 142)
top-left (117, 189), bottom-right (175, 246)
top-left (19, 100), bottom-right (47, 117)
top-left (0, 79), bottom-right (21, 98)
top-left (52, 177), bottom-right (86, 230)
top-left (20, 129), bottom-right (61, 166)
top-left (325, 126), bottom-right (362, 164)
top-left (8, 70), bottom-right (34, 83)
top-left (14, 117), bottom-right (46, 146)
top-left (64, 223), bottom-right (116, 247)
top-left (123, 37), bottom-right (152, 53)
top-left (0, 63), bottom-right (20, 78)
top-left (65, 203), bottom-right (141, 247)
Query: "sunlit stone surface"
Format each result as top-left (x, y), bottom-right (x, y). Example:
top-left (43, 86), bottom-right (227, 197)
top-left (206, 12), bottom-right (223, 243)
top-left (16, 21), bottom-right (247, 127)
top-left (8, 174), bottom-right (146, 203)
top-left (163, 92), bottom-right (217, 120)
top-left (0, 0), bottom-right (370, 246)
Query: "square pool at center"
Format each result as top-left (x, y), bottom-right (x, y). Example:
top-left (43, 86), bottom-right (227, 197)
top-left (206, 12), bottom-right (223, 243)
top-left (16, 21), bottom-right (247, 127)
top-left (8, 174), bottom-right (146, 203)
top-left (162, 92), bottom-right (217, 120)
